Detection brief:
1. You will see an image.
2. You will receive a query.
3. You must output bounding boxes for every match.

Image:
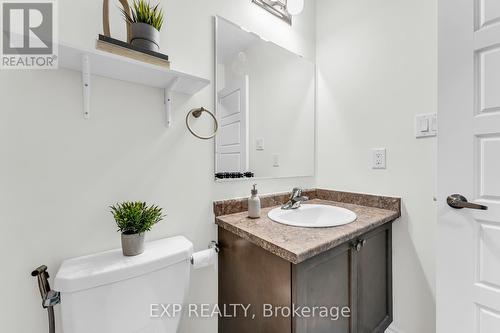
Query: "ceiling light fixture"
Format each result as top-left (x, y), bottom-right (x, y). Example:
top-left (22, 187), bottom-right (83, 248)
top-left (251, 0), bottom-right (304, 25)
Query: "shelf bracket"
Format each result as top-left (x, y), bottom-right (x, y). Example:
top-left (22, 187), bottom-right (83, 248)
top-left (82, 54), bottom-right (90, 119)
top-left (164, 77), bottom-right (179, 128)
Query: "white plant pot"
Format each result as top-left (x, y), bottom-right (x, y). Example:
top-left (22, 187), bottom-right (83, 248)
top-left (121, 232), bottom-right (145, 256)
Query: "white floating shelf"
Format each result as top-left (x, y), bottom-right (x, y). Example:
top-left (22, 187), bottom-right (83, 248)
top-left (57, 42), bottom-right (210, 126)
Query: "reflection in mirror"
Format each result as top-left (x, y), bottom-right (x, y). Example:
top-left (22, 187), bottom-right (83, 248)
top-left (214, 17), bottom-right (315, 181)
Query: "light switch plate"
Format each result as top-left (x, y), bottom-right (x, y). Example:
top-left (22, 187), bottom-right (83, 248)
top-left (256, 138), bottom-right (264, 150)
top-left (273, 154), bottom-right (280, 167)
top-left (415, 113), bottom-right (437, 138)
top-left (372, 148), bottom-right (386, 169)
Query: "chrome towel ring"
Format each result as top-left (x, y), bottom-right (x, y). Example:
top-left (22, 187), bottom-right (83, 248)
top-left (186, 107), bottom-right (219, 140)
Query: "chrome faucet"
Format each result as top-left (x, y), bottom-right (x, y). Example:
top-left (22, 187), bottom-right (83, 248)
top-left (282, 188), bottom-right (309, 210)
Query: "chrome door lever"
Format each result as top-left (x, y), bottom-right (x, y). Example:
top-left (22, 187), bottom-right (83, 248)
top-left (447, 194), bottom-right (488, 210)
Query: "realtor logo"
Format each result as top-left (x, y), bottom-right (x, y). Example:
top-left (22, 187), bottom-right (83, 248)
top-left (1, 0), bottom-right (57, 69)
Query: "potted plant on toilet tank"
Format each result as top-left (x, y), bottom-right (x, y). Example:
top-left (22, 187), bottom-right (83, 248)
top-left (110, 202), bottom-right (164, 256)
top-left (122, 0), bottom-right (164, 52)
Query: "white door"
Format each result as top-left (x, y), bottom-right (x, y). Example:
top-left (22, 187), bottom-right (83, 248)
top-left (216, 76), bottom-right (249, 173)
top-left (438, 0), bottom-right (500, 332)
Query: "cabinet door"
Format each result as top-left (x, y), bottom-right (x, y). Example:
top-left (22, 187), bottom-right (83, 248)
top-left (353, 224), bottom-right (392, 333)
top-left (218, 228), bottom-right (292, 333)
top-left (293, 242), bottom-right (352, 333)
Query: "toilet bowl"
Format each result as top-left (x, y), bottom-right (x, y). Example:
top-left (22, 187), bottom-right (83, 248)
top-left (54, 236), bottom-right (193, 333)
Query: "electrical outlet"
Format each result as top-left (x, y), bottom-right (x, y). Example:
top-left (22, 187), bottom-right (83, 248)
top-left (372, 148), bottom-right (386, 169)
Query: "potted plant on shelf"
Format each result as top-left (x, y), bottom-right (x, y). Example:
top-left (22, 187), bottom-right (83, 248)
top-left (110, 201), bottom-right (164, 256)
top-left (122, 0), bottom-right (164, 52)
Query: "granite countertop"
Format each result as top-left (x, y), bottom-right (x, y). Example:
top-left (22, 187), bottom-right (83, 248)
top-left (214, 189), bottom-right (401, 264)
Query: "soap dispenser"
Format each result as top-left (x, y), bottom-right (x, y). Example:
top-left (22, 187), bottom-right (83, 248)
top-left (248, 184), bottom-right (261, 219)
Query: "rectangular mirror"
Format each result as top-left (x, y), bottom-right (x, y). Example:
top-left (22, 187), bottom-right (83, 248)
top-left (214, 17), bottom-right (315, 181)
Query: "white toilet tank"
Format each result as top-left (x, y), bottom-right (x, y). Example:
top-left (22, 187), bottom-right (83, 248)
top-left (54, 236), bottom-right (193, 333)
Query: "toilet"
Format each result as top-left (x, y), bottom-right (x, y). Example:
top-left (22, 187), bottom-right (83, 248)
top-left (53, 236), bottom-right (193, 333)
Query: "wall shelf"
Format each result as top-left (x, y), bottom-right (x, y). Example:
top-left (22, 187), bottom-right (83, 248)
top-left (58, 42), bottom-right (211, 127)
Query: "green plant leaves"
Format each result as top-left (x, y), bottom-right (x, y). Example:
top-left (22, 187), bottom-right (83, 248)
top-left (122, 0), bottom-right (164, 31)
top-left (110, 201), bottom-right (164, 234)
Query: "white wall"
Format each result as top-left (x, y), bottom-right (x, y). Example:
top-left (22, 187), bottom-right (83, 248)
top-left (315, 0), bottom-right (437, 333)
top-left (0, 1), bottom-right (316, 332)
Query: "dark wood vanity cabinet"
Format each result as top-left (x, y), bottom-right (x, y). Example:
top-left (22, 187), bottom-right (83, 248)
top-left (218, 222), bottom-right (393, 333)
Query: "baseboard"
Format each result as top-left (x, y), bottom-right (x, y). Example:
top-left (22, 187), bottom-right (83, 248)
top-left (385, 324), bottom-right (403, 333)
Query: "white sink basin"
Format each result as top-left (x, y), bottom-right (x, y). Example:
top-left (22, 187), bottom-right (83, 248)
top-left (267, 204), bottom-right (357, 228)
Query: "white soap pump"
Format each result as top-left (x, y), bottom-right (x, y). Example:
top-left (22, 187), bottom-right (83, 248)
top-left (248, 184), bottom-right (261, 219)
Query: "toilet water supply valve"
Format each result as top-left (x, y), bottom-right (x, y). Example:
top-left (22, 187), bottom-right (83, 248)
top-left (31, 265), bottom-right (60, 333)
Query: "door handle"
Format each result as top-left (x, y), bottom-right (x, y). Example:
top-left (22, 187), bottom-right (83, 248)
top-left (447, 194), bottom-right (488, 210)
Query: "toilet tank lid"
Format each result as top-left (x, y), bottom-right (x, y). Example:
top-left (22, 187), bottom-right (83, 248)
top-left (54, 236), bottom-right (193, 293)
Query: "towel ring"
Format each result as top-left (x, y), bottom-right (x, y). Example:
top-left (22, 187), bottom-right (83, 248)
top-left (186, 107), bottom-right (219, 140)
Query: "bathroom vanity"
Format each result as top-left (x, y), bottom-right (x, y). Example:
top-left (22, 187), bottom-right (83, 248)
top-left (214, 189), bottom-right (401, 333)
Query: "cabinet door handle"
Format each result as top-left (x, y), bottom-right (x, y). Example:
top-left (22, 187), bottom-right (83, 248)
top-left (353, 239), bottom-right (366, 252)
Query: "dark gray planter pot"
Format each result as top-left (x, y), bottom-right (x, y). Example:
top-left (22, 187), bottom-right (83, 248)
top-left (121, 232), bottom-right (145, 256)
top-left (130, 23), bottom-right (160, 52)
